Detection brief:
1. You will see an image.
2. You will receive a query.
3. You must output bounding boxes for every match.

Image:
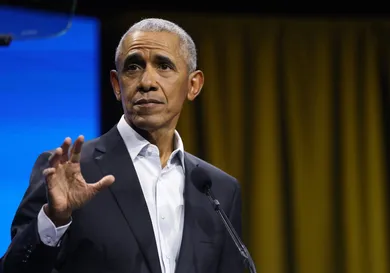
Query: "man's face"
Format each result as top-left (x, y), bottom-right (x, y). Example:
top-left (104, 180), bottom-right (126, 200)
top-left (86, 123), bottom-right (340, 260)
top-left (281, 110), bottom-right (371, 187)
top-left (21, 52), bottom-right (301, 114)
top-left (110, 31), bottom-right (203, 132)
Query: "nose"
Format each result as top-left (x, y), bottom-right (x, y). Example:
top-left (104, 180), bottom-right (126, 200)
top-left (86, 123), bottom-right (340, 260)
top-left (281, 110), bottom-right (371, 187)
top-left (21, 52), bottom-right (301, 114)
top-left (137, 66), bottom-right (158, 93)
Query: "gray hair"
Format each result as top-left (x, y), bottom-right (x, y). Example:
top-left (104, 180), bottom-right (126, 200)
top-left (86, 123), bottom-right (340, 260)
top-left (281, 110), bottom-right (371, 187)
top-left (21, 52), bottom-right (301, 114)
top-left (115, 18), bottom-right (197, 73)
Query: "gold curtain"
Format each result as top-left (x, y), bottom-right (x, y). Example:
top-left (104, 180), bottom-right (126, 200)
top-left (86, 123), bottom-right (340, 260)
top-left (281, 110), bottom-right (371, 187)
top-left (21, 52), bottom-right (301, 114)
top-left (120, 13), bottom-right (390, 273)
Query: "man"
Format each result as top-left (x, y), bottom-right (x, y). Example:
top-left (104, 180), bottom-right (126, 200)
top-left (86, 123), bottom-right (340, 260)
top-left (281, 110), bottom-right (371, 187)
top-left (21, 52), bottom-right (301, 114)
top-left (0, 18), bottom-right (244, 273)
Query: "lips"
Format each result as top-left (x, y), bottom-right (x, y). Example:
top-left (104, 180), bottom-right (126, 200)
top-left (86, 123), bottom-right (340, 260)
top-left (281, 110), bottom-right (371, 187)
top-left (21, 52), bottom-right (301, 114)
top-left (134, 98), bottom-right (163, 105)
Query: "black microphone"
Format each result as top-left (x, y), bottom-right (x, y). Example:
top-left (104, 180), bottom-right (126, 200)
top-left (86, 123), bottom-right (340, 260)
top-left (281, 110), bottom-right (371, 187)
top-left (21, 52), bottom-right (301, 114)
top-left (191, 167), bottom-right (257, 273)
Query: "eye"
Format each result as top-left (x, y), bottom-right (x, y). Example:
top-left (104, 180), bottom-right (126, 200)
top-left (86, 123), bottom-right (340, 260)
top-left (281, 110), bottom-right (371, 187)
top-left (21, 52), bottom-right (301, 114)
top-left (127, 64), bottom-right (141, 71)
top-left (158, 63), bottom-right (172, 70)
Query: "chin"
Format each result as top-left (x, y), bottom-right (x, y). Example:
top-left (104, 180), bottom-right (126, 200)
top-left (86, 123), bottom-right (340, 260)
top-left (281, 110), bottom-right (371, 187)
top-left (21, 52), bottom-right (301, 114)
top-left (130, 116), bottom-right (164, 131)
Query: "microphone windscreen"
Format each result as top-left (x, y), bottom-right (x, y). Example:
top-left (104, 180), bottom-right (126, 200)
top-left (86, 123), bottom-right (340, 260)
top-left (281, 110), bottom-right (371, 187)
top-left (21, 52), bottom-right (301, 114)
top-left (191, 166), bottom-right (212, 194)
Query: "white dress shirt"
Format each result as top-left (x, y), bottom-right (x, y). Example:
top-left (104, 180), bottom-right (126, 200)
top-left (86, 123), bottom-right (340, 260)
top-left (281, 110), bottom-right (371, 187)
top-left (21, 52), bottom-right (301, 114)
top-left (37, 115), bottom-right (185, 273)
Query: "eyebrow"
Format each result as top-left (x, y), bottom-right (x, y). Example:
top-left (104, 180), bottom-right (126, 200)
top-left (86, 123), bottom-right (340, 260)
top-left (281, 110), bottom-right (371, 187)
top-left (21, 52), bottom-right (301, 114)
top-left (122, 53), bottom-right (145, 70)
top-left (122, 52), bottom-right (177, 71)
top-left (154, 54), bottom-right (176, 69)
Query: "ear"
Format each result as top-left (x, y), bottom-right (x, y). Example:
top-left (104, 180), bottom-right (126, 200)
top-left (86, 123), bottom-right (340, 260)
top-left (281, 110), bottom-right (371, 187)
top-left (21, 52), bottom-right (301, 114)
top-left (110, 70), bottom-right (121, 101)
top-left (187, 70), bottom-right (204, 101)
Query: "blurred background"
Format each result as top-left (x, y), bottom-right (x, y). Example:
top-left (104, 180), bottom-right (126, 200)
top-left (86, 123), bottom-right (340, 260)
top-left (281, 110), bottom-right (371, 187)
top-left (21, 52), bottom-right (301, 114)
top-left (0, 2), bottom-right (389, 273)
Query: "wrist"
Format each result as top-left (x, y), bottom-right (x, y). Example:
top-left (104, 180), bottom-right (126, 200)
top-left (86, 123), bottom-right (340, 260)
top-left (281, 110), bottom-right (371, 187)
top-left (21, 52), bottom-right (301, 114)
top-left (43, 204), bottom-right (72, 227)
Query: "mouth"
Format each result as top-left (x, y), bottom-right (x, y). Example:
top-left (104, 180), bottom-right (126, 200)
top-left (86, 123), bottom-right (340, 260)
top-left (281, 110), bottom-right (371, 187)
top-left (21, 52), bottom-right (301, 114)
top-left (134, 98), bottom-right (164, 105)
top-left (133, 98), bottom-right (164, 110)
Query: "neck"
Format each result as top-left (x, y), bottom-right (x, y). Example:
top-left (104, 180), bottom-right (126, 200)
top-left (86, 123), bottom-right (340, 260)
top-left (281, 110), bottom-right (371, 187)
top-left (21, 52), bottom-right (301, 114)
top-left (126, 118), bottom-right (176, 168)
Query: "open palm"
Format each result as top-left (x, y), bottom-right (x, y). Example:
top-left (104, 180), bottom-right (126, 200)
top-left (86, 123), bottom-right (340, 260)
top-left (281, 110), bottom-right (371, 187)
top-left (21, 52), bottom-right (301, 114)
top-left (43, 135), bottom-right (115, 225)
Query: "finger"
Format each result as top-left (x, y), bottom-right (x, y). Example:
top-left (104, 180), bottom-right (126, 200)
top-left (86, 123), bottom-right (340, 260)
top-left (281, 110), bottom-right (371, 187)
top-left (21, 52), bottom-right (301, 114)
top-left (43, 168), bottom-right (56, 185)
top-left (43, 167), bottom-right (56, 177)
top-left (70, 135), bottom-right (84, 163)
top-left (90, 175), bottom-right (115, 193)
top-left (48, 148), bottom-right (63, 168)
top-left (60, 137), bottom-right (72, 163)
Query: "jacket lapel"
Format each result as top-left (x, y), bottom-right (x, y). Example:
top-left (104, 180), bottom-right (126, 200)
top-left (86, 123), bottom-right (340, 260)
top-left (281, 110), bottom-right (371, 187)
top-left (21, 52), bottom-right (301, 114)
top-left (94, 126), bottom-right (162, 273)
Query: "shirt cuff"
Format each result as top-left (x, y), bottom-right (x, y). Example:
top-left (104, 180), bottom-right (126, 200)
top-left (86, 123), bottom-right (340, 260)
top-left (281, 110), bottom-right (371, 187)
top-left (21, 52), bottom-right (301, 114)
top-left (37, 205), bottom-right (72, 247)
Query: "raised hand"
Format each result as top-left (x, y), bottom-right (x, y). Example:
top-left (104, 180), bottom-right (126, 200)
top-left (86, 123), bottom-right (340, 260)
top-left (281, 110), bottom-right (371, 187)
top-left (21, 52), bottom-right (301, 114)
top-left (42, 135), bottom-right (115, 226)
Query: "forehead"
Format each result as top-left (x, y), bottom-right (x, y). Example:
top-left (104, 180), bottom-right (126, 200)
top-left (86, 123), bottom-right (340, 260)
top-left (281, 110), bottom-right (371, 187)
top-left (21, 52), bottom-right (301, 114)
top-left (120, 31), bottom-right (182, 59)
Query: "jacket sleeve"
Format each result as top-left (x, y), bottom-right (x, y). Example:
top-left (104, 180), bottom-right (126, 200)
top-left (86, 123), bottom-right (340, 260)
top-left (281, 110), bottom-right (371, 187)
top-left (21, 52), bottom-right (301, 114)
top-left (0, 152), bottom-right (66, 273)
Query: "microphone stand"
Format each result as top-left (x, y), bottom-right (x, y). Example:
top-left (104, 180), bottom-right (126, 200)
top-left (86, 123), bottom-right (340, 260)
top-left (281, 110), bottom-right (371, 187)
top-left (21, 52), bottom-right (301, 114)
top-left (205, 188), bottom-right (257, 273)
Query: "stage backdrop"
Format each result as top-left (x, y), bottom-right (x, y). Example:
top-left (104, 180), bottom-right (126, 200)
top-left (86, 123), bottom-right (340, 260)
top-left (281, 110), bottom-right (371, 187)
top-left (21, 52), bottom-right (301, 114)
top-left (0, 15), bottom-right (100, 255)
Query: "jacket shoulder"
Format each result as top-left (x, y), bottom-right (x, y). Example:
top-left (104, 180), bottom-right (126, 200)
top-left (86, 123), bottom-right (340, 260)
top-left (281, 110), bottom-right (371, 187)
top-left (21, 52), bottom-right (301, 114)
top-left (185, 152), bottom-right (240, 192)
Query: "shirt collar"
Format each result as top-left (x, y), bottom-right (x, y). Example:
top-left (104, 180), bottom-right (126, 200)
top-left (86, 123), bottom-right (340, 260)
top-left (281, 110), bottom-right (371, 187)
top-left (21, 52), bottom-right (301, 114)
top-left (116, 115), bottom-right (185, 168)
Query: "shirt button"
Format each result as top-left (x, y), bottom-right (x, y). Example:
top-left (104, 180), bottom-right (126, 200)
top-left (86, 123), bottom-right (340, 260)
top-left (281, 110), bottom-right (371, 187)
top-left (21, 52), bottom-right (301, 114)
top-left (161, 215), bottom-right (165, 220)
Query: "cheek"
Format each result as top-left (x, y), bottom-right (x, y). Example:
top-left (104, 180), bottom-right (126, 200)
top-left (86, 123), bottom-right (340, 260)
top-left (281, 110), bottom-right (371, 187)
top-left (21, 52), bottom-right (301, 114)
top-left (164, 78), bottom-right (189, 105)
top-left (166, 91), bottom-right (187, 112)
top-left (119, 79), bottom-right (137, 100)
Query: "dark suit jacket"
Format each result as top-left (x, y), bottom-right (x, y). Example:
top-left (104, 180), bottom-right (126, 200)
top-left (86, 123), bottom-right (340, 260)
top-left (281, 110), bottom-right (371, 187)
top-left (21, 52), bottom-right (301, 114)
top-left (0, 126), bottom-right (244, 273)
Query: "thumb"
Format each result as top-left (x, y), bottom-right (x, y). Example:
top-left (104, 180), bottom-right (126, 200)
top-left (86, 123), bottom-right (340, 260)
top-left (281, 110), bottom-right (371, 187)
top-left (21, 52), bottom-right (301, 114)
top-left (90, 175), bottom-right (115, 192)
